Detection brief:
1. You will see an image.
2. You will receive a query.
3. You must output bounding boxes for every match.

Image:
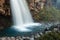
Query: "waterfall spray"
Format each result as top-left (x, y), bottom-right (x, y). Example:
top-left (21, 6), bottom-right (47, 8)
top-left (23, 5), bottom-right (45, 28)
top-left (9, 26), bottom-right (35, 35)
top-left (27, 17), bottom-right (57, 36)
top-left (10, 0), bottom-right (41, 32)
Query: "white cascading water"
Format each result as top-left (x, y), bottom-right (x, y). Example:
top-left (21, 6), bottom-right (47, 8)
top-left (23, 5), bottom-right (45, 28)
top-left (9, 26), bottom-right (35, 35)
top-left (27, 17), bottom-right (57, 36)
top-left (10, 0), bottom-right (41, 32)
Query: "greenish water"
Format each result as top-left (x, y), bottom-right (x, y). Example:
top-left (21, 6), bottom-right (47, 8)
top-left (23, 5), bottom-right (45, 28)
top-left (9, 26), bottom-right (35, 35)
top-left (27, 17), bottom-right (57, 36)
top-left (0, 25), bottom-right (46, 37)
top-left (0, 22), bottom-right (53, 37)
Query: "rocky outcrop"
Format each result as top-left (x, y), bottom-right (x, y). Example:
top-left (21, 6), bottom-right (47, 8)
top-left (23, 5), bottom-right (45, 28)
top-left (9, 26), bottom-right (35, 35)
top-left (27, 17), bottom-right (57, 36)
top-left (0, 0), bottom-right (5, 15)
top-left (0, 0), bottom-right (10, 16)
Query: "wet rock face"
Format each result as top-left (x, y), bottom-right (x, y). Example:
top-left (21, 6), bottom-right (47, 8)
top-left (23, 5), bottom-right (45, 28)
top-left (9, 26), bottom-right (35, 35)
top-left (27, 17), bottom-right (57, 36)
top-left (0, 0), bottom-right (5, 14)
top-left (0, 0), bottom-right (10, 16)
top-left (0, 0), bottom-right (5, 6)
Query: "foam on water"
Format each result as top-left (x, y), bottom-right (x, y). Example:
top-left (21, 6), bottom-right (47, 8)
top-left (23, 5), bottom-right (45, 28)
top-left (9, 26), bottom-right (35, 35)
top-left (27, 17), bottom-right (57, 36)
top-left (10, 0), bottom-right (41, 32)
top-left (12, 23), bottom-right (41, 32)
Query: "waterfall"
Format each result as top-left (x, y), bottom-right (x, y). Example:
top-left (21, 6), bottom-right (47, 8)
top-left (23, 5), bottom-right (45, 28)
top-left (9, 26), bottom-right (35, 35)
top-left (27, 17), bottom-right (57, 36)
top-left (18, 0), bottom-right (33, 23)
top-left (10, 0), bottom-right (41, 32)
top-left (10, 0), bottom-right (33, 25)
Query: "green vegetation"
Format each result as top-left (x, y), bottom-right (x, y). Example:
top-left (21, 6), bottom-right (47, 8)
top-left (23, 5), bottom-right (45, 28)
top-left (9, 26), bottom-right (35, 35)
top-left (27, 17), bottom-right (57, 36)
top-left (34, 7), bottom-right (60, 22)
top-left (39, 31), bottom-right (60, 40)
